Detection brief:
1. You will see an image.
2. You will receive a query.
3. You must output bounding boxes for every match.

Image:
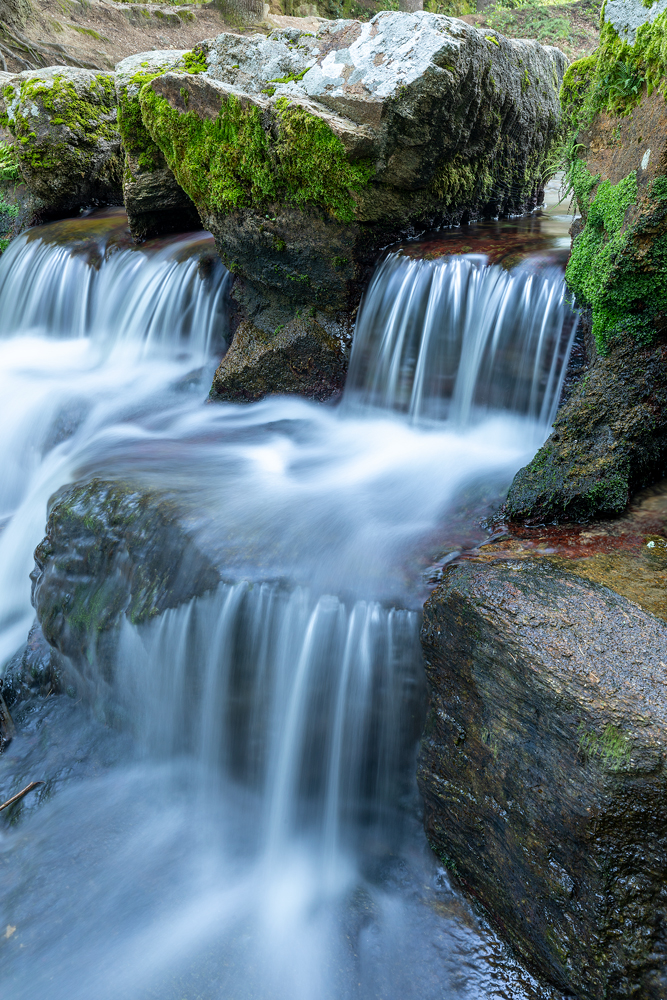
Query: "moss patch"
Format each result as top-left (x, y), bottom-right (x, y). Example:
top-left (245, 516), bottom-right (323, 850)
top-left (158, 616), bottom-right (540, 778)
top-left (565, 168), bottom-right (667, 351)
top-left (139, 87), bottom-right (374, 222)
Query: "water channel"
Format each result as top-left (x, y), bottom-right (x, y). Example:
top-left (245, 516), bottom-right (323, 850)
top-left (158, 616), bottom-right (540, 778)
top-left (0, 187), bottom-right (575, 1000)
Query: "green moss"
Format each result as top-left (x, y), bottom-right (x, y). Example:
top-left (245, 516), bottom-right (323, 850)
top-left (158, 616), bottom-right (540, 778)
top-left (561, 13), bottom-right (667, 133)
top-left (182, 47), bottom-right (207, 74)
top-left (565, 167), bottom-right (667, 351)
top-left (70, 24), bottom-right (103, 38)
top-left (578, 724), bottom-right (632, 770)
top-left (139, 87), bottom-right (374, 223)
top-left (0, 140), bottom-right (19, 182)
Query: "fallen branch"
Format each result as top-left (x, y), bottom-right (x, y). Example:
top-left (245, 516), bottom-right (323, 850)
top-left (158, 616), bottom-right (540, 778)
top-left (0, 781), bottom-right (45, 812)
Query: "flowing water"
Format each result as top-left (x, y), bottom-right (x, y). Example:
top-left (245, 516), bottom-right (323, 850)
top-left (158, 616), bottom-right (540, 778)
top-left (0, 206), bottom-right (575, 1000)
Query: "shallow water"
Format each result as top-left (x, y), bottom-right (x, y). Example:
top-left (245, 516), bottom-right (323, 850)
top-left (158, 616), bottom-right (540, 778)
top-left (0, 208), bottom-right (573, 1000)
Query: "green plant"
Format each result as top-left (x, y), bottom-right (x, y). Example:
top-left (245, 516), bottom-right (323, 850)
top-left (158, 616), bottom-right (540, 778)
top-left (0, 141), bottom-right (19, 181)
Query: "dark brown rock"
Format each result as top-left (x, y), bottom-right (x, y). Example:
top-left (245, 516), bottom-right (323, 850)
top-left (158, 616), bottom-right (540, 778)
top-left (210, 313), bottom-right (347, 403)
top-left (418, 509), bottom-right (667, 998)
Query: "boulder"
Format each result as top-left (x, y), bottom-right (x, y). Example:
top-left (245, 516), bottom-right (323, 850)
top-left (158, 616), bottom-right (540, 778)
top-left (505, 5), bottom-right (667, 522)
top-left (31, 479), bottom-right (220, 692)
top-left (115, 51), bottom-right (200, 241)
top-left (418, 491), bottom-right (667, 997)
top-left (137, 14), bottom-right (566, 324)
top-left (210, 313), bottom-right (347, 402)
top-left (0, 66), bottom-right (123, 219)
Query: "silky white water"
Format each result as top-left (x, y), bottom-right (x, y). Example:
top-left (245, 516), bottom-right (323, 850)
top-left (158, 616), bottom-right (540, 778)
top-left (0, 216), bottom-right (573, 1000)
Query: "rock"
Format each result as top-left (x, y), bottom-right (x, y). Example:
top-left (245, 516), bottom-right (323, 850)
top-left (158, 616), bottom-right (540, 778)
top-left (1, 621), bottom-right (64, 710)
top-left (605, 0), bottom-right (667, 44)
top-left (505, 6), bottom-right (667, 523)
top-left (115, 51), bottom-right (200, 241)
top-left (1, 66), bottom-right (123, 219)
top-left (210, 313), bottom-right (347, 402)
top-left (418, 530), bottom-right (667, 998)
top-left (0, 0), bottom-right (33, 29)
top-left (138, 14), bottom-right (566, 322)
top-left (31, 479), bottom-right (220, 691)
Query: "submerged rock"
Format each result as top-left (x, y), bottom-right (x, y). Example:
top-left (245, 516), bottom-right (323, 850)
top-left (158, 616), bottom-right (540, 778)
top-left (419, 535), bottom-right (667, 998)
top-left (115, 51), bottom-right (200, 242)
top-left (31, 479), bottom-right (220, 689)
top-left (0, 67), bottom-right (123, 219)
top-left (134, 12), bottom-right (565, 396)
top-left (506, 5), bottom-right (667, 522)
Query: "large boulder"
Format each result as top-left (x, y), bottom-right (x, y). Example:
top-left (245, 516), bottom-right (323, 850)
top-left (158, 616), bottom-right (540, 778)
top-left (31, 479), bottom-right (220, 693)
top-left (505, 4), bottom-right (667, 522)
top-left (418, 494), bottom-right (667, 997)
top-left (137, 13), bottom-right (566, 327)
top-left (115, 51), bottom-right (201, 241)
top-left (0, 66), bottom-right (123, 219)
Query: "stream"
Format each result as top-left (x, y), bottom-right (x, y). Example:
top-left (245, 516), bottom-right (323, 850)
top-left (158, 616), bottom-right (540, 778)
top-left (0, 191), bottom-right (575, 1000)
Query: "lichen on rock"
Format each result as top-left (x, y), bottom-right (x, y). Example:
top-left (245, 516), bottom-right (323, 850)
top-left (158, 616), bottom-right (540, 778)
top-left (1, 66), bottom-right (123, 219)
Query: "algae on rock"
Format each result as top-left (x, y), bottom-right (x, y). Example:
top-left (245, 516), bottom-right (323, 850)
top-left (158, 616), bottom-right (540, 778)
top-left (31, 479), bottom-right (220, 692)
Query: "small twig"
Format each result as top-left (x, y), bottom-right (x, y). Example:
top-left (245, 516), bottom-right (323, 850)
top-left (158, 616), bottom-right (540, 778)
top-left (0, 48), bottom-right (6, 71)
top-left (0, 781), bottom-right (45, 813)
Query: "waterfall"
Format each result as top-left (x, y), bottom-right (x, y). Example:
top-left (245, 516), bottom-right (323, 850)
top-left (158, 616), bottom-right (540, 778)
top-left (115, 584), bottom-right (422, 863)
top-left (0, 213), bottom-right (570, 1000)
top-left (0, 225), bottom-right (229, 358)
top-left (345, 252), bottom-right (577, 426)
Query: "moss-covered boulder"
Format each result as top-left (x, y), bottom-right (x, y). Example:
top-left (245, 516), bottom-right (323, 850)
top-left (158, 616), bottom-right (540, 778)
top-left (115, 51), bottom-right (200, 242)
top-left (419, 549), bottom-right (667, 998)
top-left (137, 14), bottom-right (565, 323)
top-left (506, 4), bottom-right (667, 523)
top-left (31, 479), bottom-right (220, 691)
top-left (1, 67), bottom-right (123, 219)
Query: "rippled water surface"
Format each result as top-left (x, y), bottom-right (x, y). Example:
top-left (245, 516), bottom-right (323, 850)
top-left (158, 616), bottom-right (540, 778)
top-left (0, 206), bottom-right (573, 1000)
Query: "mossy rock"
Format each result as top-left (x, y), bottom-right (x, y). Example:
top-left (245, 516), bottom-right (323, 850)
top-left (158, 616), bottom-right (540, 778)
top-left (506, 6), bottom-right (667, 524)
top-left (1, 67), bottom-right (123, 218)
top-left (115, 50), bottom-right (201, 241)
top-left (135, 14), bottom-right (565, 312)
top-left (31, 479), bottom-right (220, 692)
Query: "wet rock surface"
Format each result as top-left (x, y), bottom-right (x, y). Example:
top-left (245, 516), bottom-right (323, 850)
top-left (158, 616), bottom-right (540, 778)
top-left (419, 481), bottom-right (667, 998)
top-left (1, 66), bottom-right (123, 220)
top-left (506, 306), bottom-right (667, 523)
top-left (31, 479), bottom-right (220, 691)
top-left (210, 312), bottom-right (348, 402)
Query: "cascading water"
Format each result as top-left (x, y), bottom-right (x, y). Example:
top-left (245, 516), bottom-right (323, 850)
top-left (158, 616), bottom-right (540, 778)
top-left (0, 211), bottom-right (574, 1000)
top-left (345, 252), bottom-right (576, 425)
